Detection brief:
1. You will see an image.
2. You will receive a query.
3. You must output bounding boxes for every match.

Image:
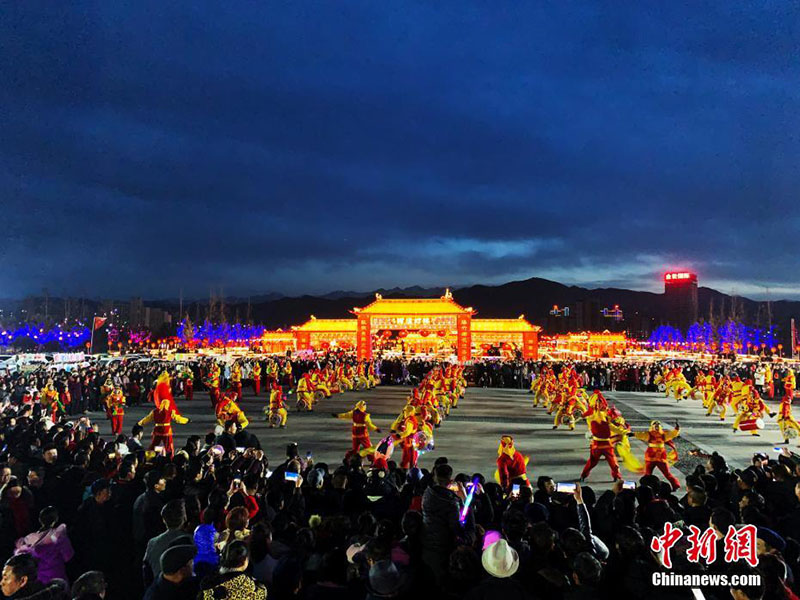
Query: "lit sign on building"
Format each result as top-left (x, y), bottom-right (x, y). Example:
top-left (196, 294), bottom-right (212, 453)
top-left (664, 272), bottom-right (696, 282)
top-left (549, 305), bottom-right (570, 317)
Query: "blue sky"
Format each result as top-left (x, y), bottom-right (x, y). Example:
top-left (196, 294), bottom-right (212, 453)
top-left (2, 2), bottom-right (799, 299)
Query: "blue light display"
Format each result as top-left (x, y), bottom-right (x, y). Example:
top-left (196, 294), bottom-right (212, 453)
top-left (648, 321), bottom-right (777, 351)
top-left (0, 324), bottom-right (91, 349)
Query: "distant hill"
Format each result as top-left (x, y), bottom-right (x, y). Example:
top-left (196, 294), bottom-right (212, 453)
top-left (190, 277), bottom-right (800, 337)
top-left (6, 278), bottom-right (800, 345)
top-left (319, 286), bottom-right (450, 300)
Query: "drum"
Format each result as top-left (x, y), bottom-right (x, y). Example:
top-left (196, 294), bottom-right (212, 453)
top-left (268, 411), bottom-right (282, 427)
top-left (314, 389), bottom-right (326, 402)
top-left (658, 383), bottom-right (666, 392)
top-left (787, 427), bottom-right (798, 439)
top-left (296, 397), bottom-right (310, 412)
top-left (413, 431), bottom-right (434, 452)
top-left (739, 418), bottom-right (765, 431)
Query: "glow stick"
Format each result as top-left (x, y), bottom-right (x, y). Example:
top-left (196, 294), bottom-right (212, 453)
top-left (459, 476), bottom-right (480, 525)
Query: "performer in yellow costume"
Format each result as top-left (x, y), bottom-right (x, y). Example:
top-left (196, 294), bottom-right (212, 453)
top-left (553, 384), bottom-right (587, 430)
top-left (295, 373), bottom-right (316, 410)
top-left (607, 404), bottom-right (643, 473)
top-left (230, 363), bottom-right (243, 401)
top-left (778, 392), bottom-right (800, 445)
top-left (367, 362), bottom-right (379, 388)
top-left (669, 369), bottom-right (692, 401)
top-left (732, 382), bottom-right (774, 435)
top-left (215, 389), bottom-right (250, 429)
top-left (707, 375), bottom-right (731, 420)
top-left (266, 382), bottom-right (287, 428)
top-left (311, 369), bottom-right (331, 399)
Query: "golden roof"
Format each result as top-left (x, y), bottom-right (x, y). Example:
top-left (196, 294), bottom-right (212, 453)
top-left (293, 318), bottom-right (358, 332)
top-left (352, 292), bottom-right (473, 315)
top-left (260, 331), bottom-right (296, 340)
top-left (470, 318), bottom-right (540, 333)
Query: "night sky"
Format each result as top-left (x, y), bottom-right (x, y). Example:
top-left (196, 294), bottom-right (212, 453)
top-left (2, 3), bottom-right (799, 300)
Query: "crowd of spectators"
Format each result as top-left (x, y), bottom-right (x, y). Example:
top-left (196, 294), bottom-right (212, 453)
top-left (0, 354), bottom-right (797, 598)
top-left (0, 405), bottom-right (797, 599)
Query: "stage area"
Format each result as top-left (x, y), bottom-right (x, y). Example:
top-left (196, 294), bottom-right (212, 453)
top-left (119, 385), bottom-right (790, 489)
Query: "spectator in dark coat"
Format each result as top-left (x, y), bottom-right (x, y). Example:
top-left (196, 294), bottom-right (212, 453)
top-left (143, 544), bottom-right (198, 600)
top-left (0, 553), bottom-right (69, 599)
top-left (69, 479), bottom-right (115, 577)
top-left (133, 471), bottom-right (167, 553)
top-left (421, 464), bottom-right (474, 587)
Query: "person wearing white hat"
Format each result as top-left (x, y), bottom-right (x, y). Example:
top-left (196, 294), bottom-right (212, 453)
top-left (481, 539), bottom-right (519, 578)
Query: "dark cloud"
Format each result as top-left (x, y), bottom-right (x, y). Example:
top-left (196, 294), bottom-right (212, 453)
top-left (1, 2), bottom-right (799, 299)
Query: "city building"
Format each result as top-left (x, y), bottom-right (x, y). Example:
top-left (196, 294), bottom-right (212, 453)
top-left (129, 297), bottom-right (144, 327)
top-left (664, 271), bottom-right (698, 332)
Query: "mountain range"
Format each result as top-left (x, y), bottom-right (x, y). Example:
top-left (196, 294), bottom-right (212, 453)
top-left (3, 278), bottom-right (798, 342)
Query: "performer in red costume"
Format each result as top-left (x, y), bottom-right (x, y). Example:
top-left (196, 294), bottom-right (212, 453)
top-left (138, 399), bottom-right (189, 456)
top-left (634, 420), bottom-right (681, 490)
top-left (784, 370), bottom-right (797, 404)
top-left (108, 386), bottom-right (126, 435)
top-left (580, 397), bottom-right (626, 482)
top-left (205, 363), bottom-right (221, 408)
top-left (495, 435), bottom-right (530, 491)
top-left (252, 362), bottom-right (262, 396)
top-left (334, 401), bottom-right (380, 460)
top-left (394, 405), bottom-right (419, 469)
top-left (180, 366), bottom-right (194, 402)
top-left (153, 371), bottom-right (179, 414)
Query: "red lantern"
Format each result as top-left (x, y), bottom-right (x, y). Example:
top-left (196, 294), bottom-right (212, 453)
top-left (502, 342), bottom-right (512, 350)
top-left (398, 330), bottom-right (408, 338)
top-left (381, 330), bottom-right (392, 338)
top-left (437, 330), bottom-right (447, 337)
top-left (419, 330), bottom-right (430, 337)
top-left (320, 341), bottom-right (330, 350)
top-left (481, 343), bottom-right (491, 350)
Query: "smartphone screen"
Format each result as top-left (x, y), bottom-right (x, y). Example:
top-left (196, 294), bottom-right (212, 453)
top-left (235, 447), bottom-right (245, 453)
top-left (511, 483), bottom-right (520, 496)
top-left (285, 471), bottom-right (299, 482)
top-left (623, 481), bottom-right (636, 490)
top-left (556, 482), bottom-right (577, 494)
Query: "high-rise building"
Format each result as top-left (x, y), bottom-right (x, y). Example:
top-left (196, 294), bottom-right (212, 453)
top-left (664, 271), bottom-right (698, 332)
top-left (130, 297), bottom-right (143, 327)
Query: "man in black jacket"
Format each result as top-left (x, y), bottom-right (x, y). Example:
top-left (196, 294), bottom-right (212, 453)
top-left (421, 463), bottom-right (474, 589)
top-left (133, 471), bottom-right (167, 555)
top-left (70, 479), bottom-right (115, 576)
top-left (0, 553), bottom-right (68, 600)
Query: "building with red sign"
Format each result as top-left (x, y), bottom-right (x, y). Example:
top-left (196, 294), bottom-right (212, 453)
top-left (664, 271), bottom-right (698, 332)
top-left (282, 290), bottom-right (540, 362)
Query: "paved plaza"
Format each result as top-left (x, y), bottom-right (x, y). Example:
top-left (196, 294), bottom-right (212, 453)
top-left (118, 385), bottom-right (793, 490)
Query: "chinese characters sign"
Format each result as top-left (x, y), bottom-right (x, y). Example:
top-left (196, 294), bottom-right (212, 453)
top-left (651, 523), bottom-right (758, 570)
top-left (357, 316), bottom-right (371, 360)
top-left (457, 315), bottom-right (471, 362)
top-left (370, 316), bottom-right (457, 330)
